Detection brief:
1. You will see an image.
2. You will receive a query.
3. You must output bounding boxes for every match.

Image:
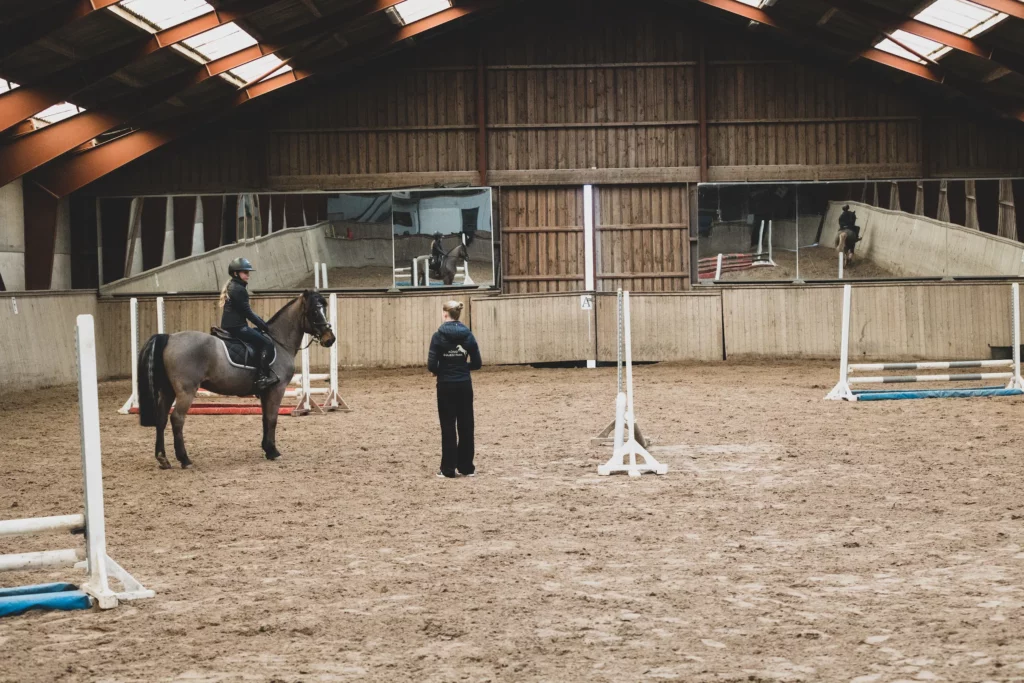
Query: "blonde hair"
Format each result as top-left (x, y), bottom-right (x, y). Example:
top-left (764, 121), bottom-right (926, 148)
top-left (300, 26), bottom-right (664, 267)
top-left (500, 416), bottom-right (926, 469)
top-left (218, 279), bottom-right (231, 308)
top-left (443, 300), bottom-right (464, 321)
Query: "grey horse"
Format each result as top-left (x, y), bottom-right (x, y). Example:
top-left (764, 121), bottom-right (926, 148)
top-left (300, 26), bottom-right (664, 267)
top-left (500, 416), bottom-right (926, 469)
top-left (429, 242), bottom-right (471, 286)
top-left (137, 290), bottom-right (336, 469)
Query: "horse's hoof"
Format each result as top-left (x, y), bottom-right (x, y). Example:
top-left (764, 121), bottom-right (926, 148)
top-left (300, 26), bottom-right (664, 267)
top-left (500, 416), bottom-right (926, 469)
top-left (180, 460), bottom-right (192, 469)
top-left (265, 451), bottom-right (281, 461)
top-left (156, 454), bottom-right (172, 469)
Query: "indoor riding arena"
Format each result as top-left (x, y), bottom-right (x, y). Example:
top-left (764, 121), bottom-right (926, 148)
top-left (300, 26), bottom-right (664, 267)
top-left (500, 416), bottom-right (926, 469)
top-left (2, 0), bottom-right (1024, 681)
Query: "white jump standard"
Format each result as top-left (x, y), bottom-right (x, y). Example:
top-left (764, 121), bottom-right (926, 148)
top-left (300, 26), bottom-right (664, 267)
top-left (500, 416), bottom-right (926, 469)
top-left (597, 290), bottom-right (667, 477)
top-left (826, 283), bottom-right (1024, 401)
top-left (0, 315), bottom-right (154, 618)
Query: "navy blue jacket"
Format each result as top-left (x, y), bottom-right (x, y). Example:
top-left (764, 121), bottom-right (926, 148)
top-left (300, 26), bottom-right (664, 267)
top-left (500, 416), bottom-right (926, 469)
top-left (221, 277), bottom-right (269, 332)
top-left (428, 321), bottom-right (482, 383)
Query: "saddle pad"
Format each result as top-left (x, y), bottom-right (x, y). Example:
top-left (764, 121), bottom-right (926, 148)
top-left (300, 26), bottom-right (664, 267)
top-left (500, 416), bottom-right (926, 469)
top-left (215, 338), bottom-right (276, 370)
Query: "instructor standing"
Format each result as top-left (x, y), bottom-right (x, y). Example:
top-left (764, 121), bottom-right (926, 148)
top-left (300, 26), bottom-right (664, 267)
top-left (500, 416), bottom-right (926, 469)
top-left (427, 300), bottom-right (482, 478)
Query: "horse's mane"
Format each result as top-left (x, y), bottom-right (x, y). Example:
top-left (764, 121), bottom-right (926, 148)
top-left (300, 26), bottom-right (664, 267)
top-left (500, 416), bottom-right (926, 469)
top-left (266, 293), bottom-right (305, 326)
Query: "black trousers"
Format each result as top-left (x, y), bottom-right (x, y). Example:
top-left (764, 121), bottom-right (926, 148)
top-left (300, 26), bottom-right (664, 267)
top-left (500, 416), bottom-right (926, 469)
top-left (226, 326), bottom-right (273, 364)
top-left (437, 381), bottom-right (475, 475)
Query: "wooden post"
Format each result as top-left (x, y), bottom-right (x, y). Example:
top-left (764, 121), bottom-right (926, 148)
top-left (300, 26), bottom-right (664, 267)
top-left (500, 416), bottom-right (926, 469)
top-left (476, 41), bottom-right (488, 186)
top-left (697, 41), bottom-right (709, 183)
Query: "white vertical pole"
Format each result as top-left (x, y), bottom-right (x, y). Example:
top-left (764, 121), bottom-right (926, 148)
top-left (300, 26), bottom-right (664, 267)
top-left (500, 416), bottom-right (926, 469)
top-left (314, 262), bottom-right (321, 289)
top-left (75, 314), bottom-right (117, 609)
top-left (156, 296), bottom-right (165, 334)
top-left (412, 258), bottom-right (418, 288)
top-left (583, 185), bottom-right (596, 369)
top-left (839, 284), bottom-right (851, 389)
top-left (321, 263), bottom-right (328, 289)
top-left (1012, 283), bottom-right (1021, 388)
top-left (301, 335), bottom-right (312, 411)
top-left (624, 291), bottom-right (635, 445)
top-left (118, 298), bottom-right (139, 414)
top-left (715, 253), bottom-right (723, 280)
top-left (329, 293), bottom-right (339, 408)
top-left (757, 220), bottom-right (765, 256)
top-left (838, 252), bottom-right (844, 279)
top-left (616, 288), bottom-right (623, 395)
top-left (768, 220), bottom-right (774, 265)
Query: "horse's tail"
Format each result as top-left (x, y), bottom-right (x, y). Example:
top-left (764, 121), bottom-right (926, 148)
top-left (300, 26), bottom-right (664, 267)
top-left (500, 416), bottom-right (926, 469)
top-left (138, 334), bottom-right (171, 427)
top-left (836, 231), bottom-right (848, 252)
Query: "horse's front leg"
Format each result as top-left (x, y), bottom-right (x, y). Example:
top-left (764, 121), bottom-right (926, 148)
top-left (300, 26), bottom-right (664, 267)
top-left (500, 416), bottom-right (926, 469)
top-left (260, 383), bottom-right (289, 460)
top-left (170, 387), bottom-right (197, 468)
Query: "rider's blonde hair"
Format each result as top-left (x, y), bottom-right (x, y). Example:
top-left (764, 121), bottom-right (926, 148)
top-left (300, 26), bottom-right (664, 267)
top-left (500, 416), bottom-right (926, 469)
top-left (218, 279), bottom-right (231, 308)
top-left (443, 300), bottom-right (464, 321)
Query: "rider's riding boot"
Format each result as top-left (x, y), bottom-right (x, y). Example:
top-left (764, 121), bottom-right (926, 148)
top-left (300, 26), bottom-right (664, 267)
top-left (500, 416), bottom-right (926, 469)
top-left (253, 348), bottom-right (279, 392)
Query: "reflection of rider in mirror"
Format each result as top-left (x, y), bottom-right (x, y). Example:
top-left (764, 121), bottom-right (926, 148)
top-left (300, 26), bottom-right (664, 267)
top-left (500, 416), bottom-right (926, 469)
top-left (430, 232), bottom-right (445, 272)
top-left (839, 204), bottom-right (861, 240)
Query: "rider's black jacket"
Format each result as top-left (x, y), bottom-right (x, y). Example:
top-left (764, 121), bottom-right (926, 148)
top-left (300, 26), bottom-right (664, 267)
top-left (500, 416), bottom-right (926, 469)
top-left (221, 276), bottom-right (269, 332)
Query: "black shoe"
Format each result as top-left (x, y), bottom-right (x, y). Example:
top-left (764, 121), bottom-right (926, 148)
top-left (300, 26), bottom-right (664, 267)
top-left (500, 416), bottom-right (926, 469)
top-left (436, 470), bottom-right (458, 479)
top-left (254, 370), bottom-right (279, 393)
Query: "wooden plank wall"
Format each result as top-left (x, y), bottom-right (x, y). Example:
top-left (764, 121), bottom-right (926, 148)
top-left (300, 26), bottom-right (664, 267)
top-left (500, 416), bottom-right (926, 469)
top-left (722, 283), bottom-right (1021, 361)
top-left (596, 185), bottom-right (690, 291)
top-left (705, 56), bottom-right (922, 181)
top-left (0, 292), bottom-right (101, 393)
top-left (499, 187), bottom-right (585, 293)
top-left (471, 293), bottom-right (595, 364)
top-left (596, 292), bottom-right (723, 362)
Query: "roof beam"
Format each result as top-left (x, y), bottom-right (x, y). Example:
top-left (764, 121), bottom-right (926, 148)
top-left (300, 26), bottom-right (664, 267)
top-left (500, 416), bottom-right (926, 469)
top-left (968, 0), bottom-right (1024, 21)
top-left (0, 0), bottom-right (276, 133)
top-left (823, 0), bottom-right (1024, 80)
top-left (695, 0), bottom-right (943, 80)
top-left (697, 0), bottom-right (1024, 124)
top-left (0, 0), bottom-right (121, 60)
top-left (31, 2), bottom-right (494, 198)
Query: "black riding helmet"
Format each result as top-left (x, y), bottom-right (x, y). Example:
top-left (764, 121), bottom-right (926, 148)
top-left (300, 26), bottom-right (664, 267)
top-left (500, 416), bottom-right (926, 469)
top-left (433, 232), bottom-right (442, 240)
top-left (228, 257), bottom-right (255, 276)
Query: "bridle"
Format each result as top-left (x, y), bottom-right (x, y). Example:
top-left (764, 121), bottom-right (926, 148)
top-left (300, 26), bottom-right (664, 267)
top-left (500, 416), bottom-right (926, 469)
top-left (265, 294), bottom-right (333, 353)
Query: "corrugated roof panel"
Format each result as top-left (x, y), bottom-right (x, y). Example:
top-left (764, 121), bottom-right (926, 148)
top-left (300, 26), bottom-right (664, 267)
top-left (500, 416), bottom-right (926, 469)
top-left (230, 55), bottom-right (292, 83)
top-left (390, 0), bottom-right (451, 25)
top-left (117, 0), bottom-right (212, 30)
top-left (182, 23), bottom-right (258, 60)
top-left (916, 0), bottom-right (1005, 37)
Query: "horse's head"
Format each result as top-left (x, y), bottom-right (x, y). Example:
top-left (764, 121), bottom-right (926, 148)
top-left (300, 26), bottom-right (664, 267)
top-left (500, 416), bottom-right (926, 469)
top-left (302, 290), bottom-right (336, 348)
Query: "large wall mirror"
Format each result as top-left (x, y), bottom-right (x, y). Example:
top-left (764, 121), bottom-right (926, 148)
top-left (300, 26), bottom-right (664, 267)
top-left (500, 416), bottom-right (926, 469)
top-left (697, 179), bottom-right (1024, 282)
top-left (96, 187), bottom-right (495, 293)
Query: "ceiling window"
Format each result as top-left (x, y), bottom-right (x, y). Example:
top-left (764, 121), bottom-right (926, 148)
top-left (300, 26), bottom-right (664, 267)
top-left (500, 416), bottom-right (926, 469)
top-left (387, 0), bottom-right (452, 26)
top-left (35, 102), bottom-right (86, 125)
top-left (109, 0), bottom-right (290, 86)
top-left (873, 0), bottom-right (1009, 64)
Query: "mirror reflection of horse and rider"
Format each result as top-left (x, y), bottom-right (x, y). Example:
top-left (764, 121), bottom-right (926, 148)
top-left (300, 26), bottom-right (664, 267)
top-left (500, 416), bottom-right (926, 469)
top-left (391, 188), bottom-right (494, 289)
top-left (319, 187), bottom-right (494, 289)
top-left (696, 181), bottom-right (897, 281)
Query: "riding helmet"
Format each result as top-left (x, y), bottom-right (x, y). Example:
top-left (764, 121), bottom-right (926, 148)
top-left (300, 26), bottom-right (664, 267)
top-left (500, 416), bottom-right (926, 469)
top-left (433, 232), bottom-right (442, 240)
top-left (228, 257), bottom-right (255, 275)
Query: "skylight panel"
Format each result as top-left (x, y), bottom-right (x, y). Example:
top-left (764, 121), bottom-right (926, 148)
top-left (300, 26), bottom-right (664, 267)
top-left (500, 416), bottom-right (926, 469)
top-left (230, 55), bottom-right (292, 84)
top-left (117, 0), bottom-right (212, 30)
top-left (35, 102), bottom-right (85, 124)
top-left (182, 23), bottom-right (257, 60)
top-left (0, 78), bottom-right (18, 95)
top-left (388, 0), bottom-right (451, 26)
top-left (874, 38), bottom-right (927, 64)
top-left (871, 0), bottom-right (1009, 64)
top-left (915, 0), bottom-right (1004, 37)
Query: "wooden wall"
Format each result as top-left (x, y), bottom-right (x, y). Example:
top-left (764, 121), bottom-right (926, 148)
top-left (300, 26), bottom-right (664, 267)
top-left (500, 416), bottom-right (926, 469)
top-left (0, 292), bottom-right (102, 393)
top-left (79, 1), bottom-right (1024, 296)
top-left (470, 293), bottom-right (596, 364)
top-left (722, 283), bottom-right (1021, 361)
top-left (596, 292), bottom-right (723, 362)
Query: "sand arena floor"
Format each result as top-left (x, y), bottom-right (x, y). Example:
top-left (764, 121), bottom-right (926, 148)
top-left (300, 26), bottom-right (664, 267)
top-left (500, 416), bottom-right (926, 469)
top-left (1, 362), bottom-right (1023, 682)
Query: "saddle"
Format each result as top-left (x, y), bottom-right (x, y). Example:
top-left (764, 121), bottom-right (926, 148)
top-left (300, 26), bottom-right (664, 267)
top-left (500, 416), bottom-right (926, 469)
top-left (209, 327), bottom-right (259, 369)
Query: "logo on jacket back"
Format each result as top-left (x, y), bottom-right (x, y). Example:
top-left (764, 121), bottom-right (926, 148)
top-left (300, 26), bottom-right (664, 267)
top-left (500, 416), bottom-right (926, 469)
top-left (444, 344), bottom-right (468, 360)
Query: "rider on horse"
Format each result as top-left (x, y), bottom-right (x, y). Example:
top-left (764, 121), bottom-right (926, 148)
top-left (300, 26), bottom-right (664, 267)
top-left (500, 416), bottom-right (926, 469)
top-left (220, 257), bottom-right (279, 392)
top-left (429, 232), bottom-right (445, 274)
